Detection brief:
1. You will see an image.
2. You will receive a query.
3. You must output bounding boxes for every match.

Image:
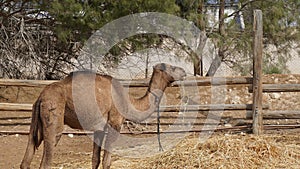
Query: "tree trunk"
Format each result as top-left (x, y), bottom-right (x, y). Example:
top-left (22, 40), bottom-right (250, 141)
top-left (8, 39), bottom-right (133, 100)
top-left (193, 31), bottom-right (207, 76)
top-left (193, 58), bottom-right (202, 76)
top-left (206, 55), bottom-right (222, 76)
top-left (145, 51), bottom-right (150, 78)
top-left (218, 0), bottom-right (226, 36)
top-left (206, 0), bottom-right (226, 76)
top-left (193, 0), bottom-right (207, 76)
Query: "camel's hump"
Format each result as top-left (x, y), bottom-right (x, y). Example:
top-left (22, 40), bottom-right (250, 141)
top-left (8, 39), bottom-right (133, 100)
top-left (60, 71), bottom-right (114, 84)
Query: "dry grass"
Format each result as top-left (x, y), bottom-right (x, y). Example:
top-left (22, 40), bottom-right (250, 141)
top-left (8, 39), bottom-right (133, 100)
top-left (129, 134), bottom-right (300, 169)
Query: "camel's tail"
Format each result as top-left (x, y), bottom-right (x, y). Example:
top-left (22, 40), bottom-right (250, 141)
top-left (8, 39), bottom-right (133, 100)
top-left (30, 98), bottom-right (43, 150)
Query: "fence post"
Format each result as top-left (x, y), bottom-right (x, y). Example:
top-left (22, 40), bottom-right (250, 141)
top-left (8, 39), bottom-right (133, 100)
top-left (252, 10), bottom-right (263, 135)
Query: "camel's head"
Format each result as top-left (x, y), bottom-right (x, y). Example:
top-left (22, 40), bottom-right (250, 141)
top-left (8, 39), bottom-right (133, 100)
top-left (153, 63), bottom-right (186, 82)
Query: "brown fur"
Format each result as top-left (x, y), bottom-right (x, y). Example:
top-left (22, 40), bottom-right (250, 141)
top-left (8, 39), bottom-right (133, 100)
top-left (20, 63), bottom-right (186, 169)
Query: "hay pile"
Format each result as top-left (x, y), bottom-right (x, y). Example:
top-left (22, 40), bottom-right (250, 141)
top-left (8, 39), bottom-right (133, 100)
top-left (130, 134), bottom-right (300, 169)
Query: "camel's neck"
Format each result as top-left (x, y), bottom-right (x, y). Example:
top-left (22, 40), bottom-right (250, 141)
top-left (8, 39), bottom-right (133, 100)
top-left (126, 70), bottom-right (170, 122)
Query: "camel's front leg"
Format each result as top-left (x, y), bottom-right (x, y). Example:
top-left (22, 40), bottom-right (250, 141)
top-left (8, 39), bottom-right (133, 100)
top-left (92, 130), bottom-right (105, 169)
top-left (102, 124), bottom-right (121, 169)
top-left (102, 150), bottom-right (111, 169)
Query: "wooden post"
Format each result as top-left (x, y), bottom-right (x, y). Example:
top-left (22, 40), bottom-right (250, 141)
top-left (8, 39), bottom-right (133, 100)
top-left (252, 10), bottom-right (263, 135)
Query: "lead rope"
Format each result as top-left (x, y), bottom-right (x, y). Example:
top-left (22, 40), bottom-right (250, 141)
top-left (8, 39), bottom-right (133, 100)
top-left (149, 90), bottom-right (164, 151)
top-left (157, 100), bottom-right (164, 151)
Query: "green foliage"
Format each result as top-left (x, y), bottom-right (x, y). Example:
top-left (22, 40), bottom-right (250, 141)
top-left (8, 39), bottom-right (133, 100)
top-left (109, 0), bottom-right (180, 17)
top-left (43, 0), bottom-right (180, 43)
top-left (251, 0), bottom-right (299, 74)
top-left (262, 51), bottom-right (291, 74)
top-left (206, 0), bottom-right (300, 75)
top-left (176, 0), bottom-right (206, 29)
top-left (249, 0), bottom-right (300, 46)
top-left (21, 0), bottom-right (300, 76)
top-left (264, 66), bottom-right (282, 74)
top-left (39, 0), bottom-right (181, 66)
top-left (43, 0), bottom-right (106, 42)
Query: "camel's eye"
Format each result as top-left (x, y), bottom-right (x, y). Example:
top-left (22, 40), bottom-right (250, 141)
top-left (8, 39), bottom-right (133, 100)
top-left (171, 66), bottom-right (176, 71)
top-left (161, 63), bottom-right (166, 71)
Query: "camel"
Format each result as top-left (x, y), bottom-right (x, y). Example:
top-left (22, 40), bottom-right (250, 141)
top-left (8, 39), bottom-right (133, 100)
top-left (20, 63), bottom-right (186, 169)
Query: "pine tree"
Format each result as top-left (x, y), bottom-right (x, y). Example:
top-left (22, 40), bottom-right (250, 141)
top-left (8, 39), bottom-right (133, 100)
top-left (206, 0), bottom-right (300, 75)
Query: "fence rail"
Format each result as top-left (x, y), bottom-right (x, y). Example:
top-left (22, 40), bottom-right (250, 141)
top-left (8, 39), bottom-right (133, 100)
top-left (0, 103), bottom-right (270, 112)
top-left (0, 76), bottom-right (254, 87)
top-left (1, 124), bottom-right (300, 136)
top-left (2, 78), bottom-right (299, 92)
top-left (0, 76), bottom-right (253, 87)
top-left (0, 103), bottom-right (32, 111)
top-left (248, 84), bottom-right (300, 93)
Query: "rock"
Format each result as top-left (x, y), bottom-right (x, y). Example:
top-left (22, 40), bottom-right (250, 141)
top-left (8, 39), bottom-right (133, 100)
top-left (289, 79), bottom-right (298, 84)
top-left (175, 93), bottom-right (181, 99)
top-left (269, 93), bottom-right (281, 99)
top-left (231, 96), bottom-right (241, 104)
top-left (240, 132), bottom-right (246, 136)
top-left (231, 120), bottom-right (248, 126)
top-left (224, 124), bottom-right (232, 127)
top-left (68, 134), bottom-right (74, 138)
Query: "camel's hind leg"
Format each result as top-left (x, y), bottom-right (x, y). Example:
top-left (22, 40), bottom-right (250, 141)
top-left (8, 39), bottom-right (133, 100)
top-left (92, 130), bottom-right (105, 169)
top-left (39, 100), bottom-right (65, 169)
top-left (20, 137), bottom-right (36, 169)
top-left (20, 132), bottom-right (42, 169)
top-left (21, 100), bottom-right (43, 169)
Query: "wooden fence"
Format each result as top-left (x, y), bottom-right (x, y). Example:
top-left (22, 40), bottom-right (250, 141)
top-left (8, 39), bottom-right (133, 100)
top-left (1, 75), bottom-right (300, 135)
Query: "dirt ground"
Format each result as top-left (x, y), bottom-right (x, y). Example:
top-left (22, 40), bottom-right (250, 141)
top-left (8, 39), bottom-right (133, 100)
top-left (0, 74), bottom-right (300, 168)
top-left (1, 131), bottom-right (300, 169)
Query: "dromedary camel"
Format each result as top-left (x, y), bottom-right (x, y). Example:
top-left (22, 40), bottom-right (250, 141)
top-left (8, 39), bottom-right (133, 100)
top-left (20, 63), bottom-right (186, 169)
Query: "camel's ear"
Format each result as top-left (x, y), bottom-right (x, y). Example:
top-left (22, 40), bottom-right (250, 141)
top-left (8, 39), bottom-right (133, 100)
top-left (153, 63), bottom-right (166, 71)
